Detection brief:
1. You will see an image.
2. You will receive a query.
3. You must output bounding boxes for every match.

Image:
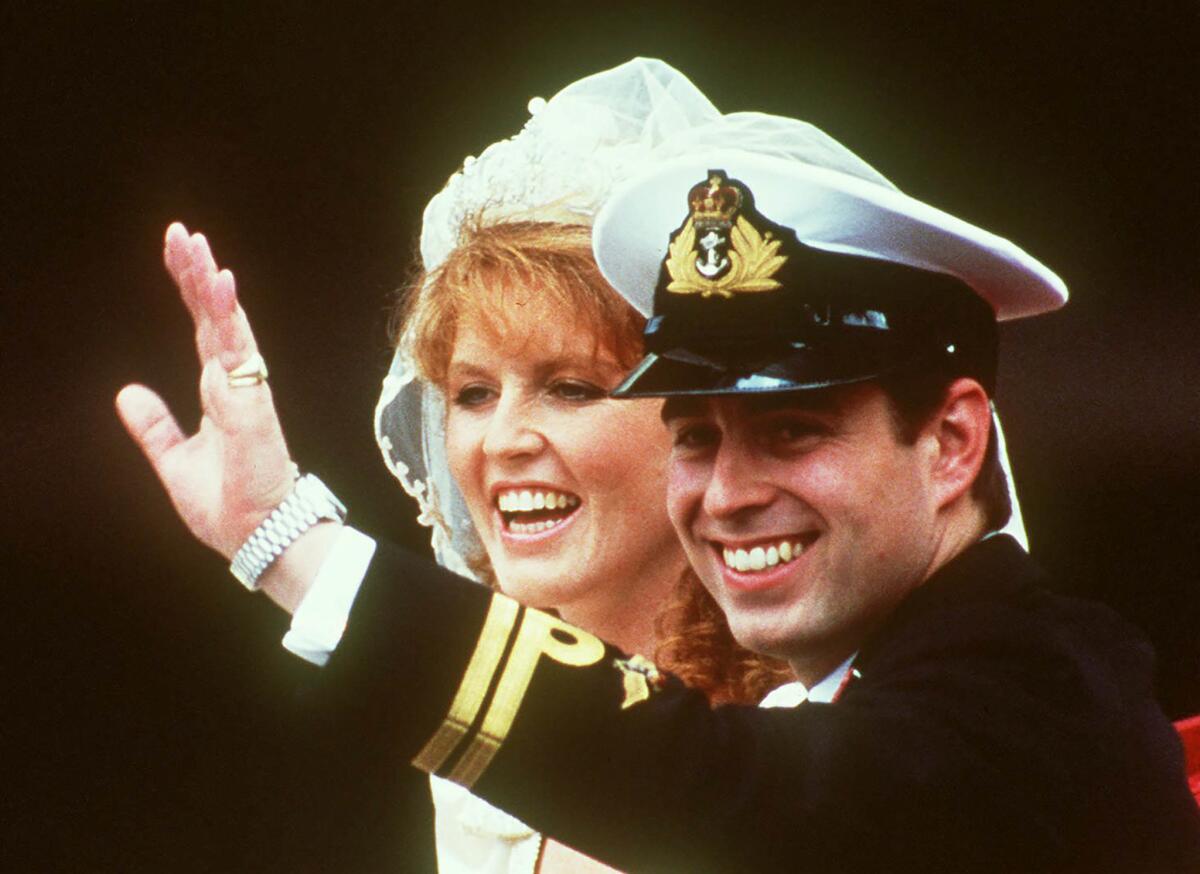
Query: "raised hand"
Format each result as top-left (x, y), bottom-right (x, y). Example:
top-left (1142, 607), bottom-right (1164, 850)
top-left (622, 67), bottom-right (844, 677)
top-left (116, 223), bottom-right (296, 561)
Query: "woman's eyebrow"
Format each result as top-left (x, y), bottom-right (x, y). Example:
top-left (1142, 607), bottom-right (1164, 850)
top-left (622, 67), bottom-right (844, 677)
top-left (444, 360), bottom-right (496, 383)
top-left (447, 353), bottom-right (623, 379)
top-left (531, 352), bottom-right (625, 379)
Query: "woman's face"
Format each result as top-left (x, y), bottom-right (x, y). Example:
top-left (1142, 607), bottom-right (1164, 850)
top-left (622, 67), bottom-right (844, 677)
top-left (443, 303), bottom-right (681, 616)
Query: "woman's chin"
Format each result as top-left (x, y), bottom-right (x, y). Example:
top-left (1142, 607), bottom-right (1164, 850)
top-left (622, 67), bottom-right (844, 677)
top-left (493, 560), bottom-right (593, 611)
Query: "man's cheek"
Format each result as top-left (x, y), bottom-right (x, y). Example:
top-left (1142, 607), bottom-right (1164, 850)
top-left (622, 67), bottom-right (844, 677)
top-left (664, 464), bottom-right (693, 531)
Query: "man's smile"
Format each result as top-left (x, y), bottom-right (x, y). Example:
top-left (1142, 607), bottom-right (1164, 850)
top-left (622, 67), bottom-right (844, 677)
top-left (707, 532), bottom-right (820, 591)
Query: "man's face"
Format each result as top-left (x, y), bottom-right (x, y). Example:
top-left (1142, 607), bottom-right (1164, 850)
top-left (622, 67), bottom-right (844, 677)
top-left (664, 383), bottom-right (942, 676)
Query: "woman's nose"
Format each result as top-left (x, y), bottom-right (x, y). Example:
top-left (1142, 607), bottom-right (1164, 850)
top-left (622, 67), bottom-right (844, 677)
top-left (481, 396), bottom-right (546, 459)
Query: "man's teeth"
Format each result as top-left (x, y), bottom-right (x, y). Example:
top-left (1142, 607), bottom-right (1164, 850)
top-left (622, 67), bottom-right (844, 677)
top-left (722, 539), bottom-right (806, 573)
top-left (497, 489), bottom-right (580, 513)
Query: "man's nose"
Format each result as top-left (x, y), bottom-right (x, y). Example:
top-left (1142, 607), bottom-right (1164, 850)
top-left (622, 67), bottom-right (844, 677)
top-left (701, 439), bottom-right (775, 519)
top-left (481, 396), bottom-right (546, 459)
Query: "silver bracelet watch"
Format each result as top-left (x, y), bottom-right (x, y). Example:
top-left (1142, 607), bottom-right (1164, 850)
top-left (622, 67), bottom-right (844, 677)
top-left (230, 473), bottom-right (348, 591)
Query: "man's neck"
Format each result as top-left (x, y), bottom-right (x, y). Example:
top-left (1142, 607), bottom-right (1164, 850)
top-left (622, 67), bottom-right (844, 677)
top-left (787, 631), bottom-right (870, 688)
top-left (925, 503), bottom-right (990, 585)
top-left (787, 508), bottom-right (990, 687)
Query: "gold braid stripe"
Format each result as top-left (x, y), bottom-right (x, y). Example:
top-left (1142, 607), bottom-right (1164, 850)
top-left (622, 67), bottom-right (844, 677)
top-left (447, 609), bottom-right (606, 788)
top-left (411, 594), bottom-right (520, 774)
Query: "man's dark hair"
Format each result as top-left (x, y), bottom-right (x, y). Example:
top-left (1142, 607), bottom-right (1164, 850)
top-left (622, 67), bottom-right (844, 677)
top-left (876, 365), bottom-right (1012, 533)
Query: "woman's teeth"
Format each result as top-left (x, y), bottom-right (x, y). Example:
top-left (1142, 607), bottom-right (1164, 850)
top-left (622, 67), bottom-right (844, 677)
top-left (722, 539), bottom-right (806, 573)
top-left (497, 489), bottom-right (580, 534)
top-left (497, 489), bottom-right (579, 513)
top-left (509, 518), bottom-right (560, 534)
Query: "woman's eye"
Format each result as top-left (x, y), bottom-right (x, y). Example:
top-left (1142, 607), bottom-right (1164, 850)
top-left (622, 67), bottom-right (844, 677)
top-left (550, 380), bottom-right (605, 402)
top-left (452, 384), bottom-right (495, 407)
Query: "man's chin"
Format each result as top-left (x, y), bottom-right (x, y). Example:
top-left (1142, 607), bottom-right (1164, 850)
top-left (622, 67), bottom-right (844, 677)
top-left (724, 616), bottom-right (801, 663)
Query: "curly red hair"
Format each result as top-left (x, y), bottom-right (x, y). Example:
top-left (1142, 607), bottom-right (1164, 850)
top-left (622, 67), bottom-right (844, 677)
top-left (655, 568), bottom-right (794, 705)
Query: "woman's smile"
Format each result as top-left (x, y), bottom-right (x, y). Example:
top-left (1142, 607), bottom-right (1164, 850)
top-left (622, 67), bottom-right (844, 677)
top-left (494, 484), bottom-right (582, 540)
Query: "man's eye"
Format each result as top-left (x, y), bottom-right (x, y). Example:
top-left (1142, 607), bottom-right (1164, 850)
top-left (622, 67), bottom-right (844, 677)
top-left (550, 380), bottom-right (605, 402)
top-left (671, 423), bottom-right (719, 450)
top-left (771, 419), bottom-right (822, 445)
top-left (452, 384), bottom-right (495, 407)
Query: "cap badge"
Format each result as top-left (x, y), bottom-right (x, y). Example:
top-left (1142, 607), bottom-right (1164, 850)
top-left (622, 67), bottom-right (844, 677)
top-left (664, 171), bottom-right (788, 299)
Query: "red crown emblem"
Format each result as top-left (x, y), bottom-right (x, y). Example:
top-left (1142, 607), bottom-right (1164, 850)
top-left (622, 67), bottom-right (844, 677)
top-left (688, 172), bottom-right (741, 228)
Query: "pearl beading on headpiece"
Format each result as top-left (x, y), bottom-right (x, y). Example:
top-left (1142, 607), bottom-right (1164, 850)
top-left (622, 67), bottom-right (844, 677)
top-left (418, 58), bottom-right (728, 273)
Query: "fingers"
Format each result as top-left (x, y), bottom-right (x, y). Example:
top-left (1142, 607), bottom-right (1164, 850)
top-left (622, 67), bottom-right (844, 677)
top-left (212, 269), bottom-right (259, 370)
top-left (163, 221), bottom-right (224, 316)
top-left (163, 222), bottom-right (203, 317)
top-left (200, 357), bottom-right (283, 441)
top-left (162, 222), bottom-right (260, 372)
top-left (115, 383), bottom-right (186, 472)
top-left (198, 357), bottom-right (295, 513)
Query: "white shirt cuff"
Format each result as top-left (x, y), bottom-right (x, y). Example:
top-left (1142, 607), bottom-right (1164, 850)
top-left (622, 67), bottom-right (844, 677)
top-left (282, 526), bottom-right (377, 666)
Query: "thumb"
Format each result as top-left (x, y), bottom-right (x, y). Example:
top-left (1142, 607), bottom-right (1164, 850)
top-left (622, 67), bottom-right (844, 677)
top-left (115, 383), bottom-right (186, 475)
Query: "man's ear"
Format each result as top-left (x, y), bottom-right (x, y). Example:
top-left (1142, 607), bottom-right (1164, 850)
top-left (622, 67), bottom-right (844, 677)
top-left (924, 378), bottom-right (992, 512)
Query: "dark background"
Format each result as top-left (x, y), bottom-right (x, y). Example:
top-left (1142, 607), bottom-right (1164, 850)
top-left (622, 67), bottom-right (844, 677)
top-left (5, 2), bottom-right (1198, 870)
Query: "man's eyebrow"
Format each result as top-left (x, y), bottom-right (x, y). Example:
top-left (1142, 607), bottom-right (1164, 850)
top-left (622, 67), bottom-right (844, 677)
top-left (661, 396), bottom-right (706, 424)
top-left (741, 388), bottom-right (840, 416)
top-left (659, 387), bottom-right (843, 424)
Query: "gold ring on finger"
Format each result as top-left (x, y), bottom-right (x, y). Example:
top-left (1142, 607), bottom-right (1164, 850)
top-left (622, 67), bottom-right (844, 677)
top-left (226, 351), bottom-right (269, 388)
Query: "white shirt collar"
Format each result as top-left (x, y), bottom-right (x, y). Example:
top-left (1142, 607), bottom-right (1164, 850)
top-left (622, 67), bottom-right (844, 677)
top-left (759, 653), bottom-right (858, 708)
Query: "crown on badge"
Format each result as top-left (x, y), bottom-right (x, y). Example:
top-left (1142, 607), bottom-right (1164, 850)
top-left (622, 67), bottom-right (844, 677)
top-left (665, 170), bottom-right (788, 299)
top-left (688, 172), bottom-right (741, 228)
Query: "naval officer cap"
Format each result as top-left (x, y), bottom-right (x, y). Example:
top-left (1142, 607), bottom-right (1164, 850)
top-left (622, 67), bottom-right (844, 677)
top-left (594, 117), bottom-right (1068, 398)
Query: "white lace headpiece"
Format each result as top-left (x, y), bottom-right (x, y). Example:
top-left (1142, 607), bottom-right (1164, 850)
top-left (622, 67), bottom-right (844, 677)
top-left (374, 57), bottom-right (1031, 581)
top-left (375, 58), bottom-right (723, 576)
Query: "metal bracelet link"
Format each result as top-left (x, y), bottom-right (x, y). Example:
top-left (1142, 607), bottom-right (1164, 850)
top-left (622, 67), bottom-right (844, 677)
top-left (230, 473), bottom-right (347, 591)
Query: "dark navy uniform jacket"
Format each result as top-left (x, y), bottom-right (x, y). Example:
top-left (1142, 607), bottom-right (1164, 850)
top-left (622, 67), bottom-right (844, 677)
top-left (306, 535), bottom-right (1200, 872)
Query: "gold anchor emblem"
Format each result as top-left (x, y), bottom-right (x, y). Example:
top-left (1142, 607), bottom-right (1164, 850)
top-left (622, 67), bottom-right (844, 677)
top-left (663, 171), bottom-right (788, 299)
